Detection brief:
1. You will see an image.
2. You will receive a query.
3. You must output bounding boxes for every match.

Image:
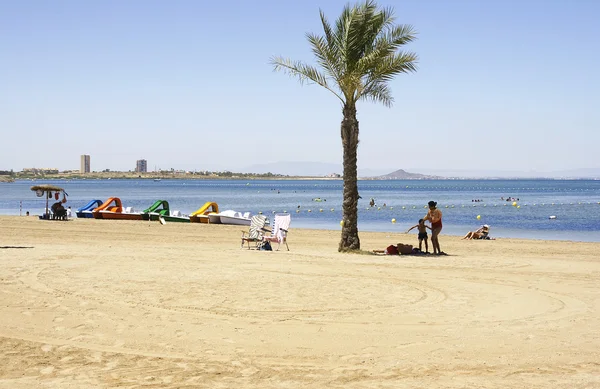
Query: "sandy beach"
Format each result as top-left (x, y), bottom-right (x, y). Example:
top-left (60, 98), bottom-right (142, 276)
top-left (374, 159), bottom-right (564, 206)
top-left (1, 216), bottom-right (599, 388)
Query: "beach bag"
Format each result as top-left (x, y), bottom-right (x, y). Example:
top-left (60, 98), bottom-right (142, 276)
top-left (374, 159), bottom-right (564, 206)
top-left (385, 245), bottom-right (399, 255)
top-left (397, 243), bottom-right (414, 255)
top-left (260, 241), bottom-right (273, 251)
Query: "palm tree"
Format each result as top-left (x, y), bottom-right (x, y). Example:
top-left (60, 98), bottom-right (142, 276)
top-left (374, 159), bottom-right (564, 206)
top-left (271, 0), bottom-right (417, 251)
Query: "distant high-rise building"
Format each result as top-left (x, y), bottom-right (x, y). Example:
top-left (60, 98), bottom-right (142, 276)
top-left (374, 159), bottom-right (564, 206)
top-left (136, 159), bottom-right (147, 173)
top-left (80, 155), bottom-right (90, 173)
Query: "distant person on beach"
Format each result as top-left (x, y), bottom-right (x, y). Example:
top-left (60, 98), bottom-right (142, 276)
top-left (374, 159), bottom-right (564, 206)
top-left (66, 206), bottom-right (72, 218)
top-left (423, 201), bottom-right (445, 255)
top-left (463, 225), bottom-right (494, 240)
top-left (405, 219), bottom-right (432, 253)
top-left (369, 198), bottom-right (375, 207)
top-left (26, 211), bottom-right (30, 216)
top-left (51, 201), bottom-right (67, 219)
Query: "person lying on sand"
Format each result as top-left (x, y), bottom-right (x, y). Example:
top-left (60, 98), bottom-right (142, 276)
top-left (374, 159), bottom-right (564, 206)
top-left (462, 225), bottom-right (494, 240)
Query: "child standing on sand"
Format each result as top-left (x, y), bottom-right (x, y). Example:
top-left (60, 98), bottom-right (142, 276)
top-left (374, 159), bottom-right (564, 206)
top-left (406, 219), bottom-right (431, 253)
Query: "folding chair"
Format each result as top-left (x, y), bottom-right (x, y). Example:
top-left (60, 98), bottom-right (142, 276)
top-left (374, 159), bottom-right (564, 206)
top-left (241, 214), bottom-right (269, 249)
top-left (262, 213), bottom-right (291, 251)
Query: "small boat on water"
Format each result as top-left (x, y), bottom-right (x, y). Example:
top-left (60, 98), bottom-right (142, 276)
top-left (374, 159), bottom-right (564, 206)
top-left (92, 197), bottom-right (143, 220)
top-left (210, 210), bottom-right (252, 226)
top-left (189, 202), bottom-right (219, 223)
top-left (141, 200), bottom-right (190, 223)
top-left (76, 199), bottom-right (102, 218)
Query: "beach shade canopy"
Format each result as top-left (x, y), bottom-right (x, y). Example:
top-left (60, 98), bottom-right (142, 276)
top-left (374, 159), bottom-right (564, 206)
top-left (30, 185), bottom-right (69, 218)
top-left (30, 184), bottom-right (66, 193)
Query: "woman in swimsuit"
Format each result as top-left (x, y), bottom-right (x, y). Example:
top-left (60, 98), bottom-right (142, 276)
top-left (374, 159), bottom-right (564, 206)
top-left (462, 225), bottom-right (492, 240)
top-left (424, 200), bottom-right (445, 255)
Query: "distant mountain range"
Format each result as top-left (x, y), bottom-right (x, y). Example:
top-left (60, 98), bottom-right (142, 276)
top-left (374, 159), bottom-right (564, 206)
top-left (243, 161), bottom-right (389, 177)
top-left (371, 169), bottom-right (444, 180)
top-left (413, 168), bottom-right (600, 179)
top-left (242, 162), bottom-right (600, 179)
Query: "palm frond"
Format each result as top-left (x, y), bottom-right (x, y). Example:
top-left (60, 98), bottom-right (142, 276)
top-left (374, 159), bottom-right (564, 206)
top-left (359, 80), bottom-right (393, 107)
top-left (360, 5), bottom-right (397, 54)
top-left (306, 33), bottom-right (340, 82)
top-left (345, 0), bottom-right (389, 71)
top-left (368, 50), bottom-right (418, 82)
top-left (319, 10), bottom-right (342, 70)
top-left (357, 24), bottom-right (417, 73)
top-left (356, 50), bottom-right (417, 104)
top-left (270, 56), bottom-right (344, 102)
top-left (334, 3), bottom-right (355, 67)
top-left (386, 24), bottom-right (417, 45)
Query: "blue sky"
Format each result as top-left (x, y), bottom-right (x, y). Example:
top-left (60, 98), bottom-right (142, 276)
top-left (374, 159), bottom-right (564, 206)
top-left (1, 0), bottom-right (599, 176)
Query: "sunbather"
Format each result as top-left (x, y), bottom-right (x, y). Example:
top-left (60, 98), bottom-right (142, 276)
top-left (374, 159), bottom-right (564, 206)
top-left (462, 225), bottom-right (493, 240)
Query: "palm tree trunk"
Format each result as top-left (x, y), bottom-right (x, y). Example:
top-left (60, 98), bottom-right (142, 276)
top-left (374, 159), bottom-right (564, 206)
top-left (339, 102), bottom-right (361, 252)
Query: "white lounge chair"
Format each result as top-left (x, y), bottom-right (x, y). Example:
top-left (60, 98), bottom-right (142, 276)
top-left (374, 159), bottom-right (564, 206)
top-left (262, 213), bottom-right (291, 251)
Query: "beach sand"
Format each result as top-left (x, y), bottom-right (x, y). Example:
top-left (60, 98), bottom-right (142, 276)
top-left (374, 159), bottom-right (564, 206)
top-left (1, 216), bottom-right (599, 388)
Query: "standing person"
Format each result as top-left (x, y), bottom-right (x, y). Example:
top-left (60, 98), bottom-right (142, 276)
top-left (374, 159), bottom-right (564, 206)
top-left (405, 218), bottom-right (431, 253)
top-left (423, 201), bottom-right (445, 255)
top-left (66, 206), bottom-right (73, 219)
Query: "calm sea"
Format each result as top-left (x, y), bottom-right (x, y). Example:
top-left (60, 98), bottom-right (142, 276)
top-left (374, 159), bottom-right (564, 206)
top-left (1, 179), bottom-right (599, 242)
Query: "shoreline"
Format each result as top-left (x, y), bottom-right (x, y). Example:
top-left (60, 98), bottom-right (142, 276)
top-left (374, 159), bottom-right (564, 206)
top-left (2, 215), bottom-right (599, 243)
top-left (2, 213), bottom-right (599, 244)
top-left (3, 214), bottom-right (600, 244)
